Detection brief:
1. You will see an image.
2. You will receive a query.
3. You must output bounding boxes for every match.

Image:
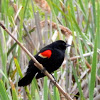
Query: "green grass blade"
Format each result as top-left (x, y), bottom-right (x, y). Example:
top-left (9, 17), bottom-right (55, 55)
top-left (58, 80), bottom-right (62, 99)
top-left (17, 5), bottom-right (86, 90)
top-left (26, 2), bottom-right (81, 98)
top-left (0, 80), bottom-right (10, 100)
top-left (0, 69), bottom-right (8, 81)
top-left (71, 15), bottom-right (91, 52)
top-left (97, 2), bottom-right (100, 49)
top-left (7, 43), bottom-right (17, 56)
top-left (89, 2), bottom-right (98, 100)
top-left (55, 88), bottom-right (60, 100)
top-left (35, 89), bottom-right (40, 100)
top-left (78, 0), bottom-right (86, 15)
top-left (43, 77), bottom-right (48, 100)
top-left (53, 71), bottom-right (60, 100)
top-left (14, 58), bottom-right (23, 78)
top-left (91, 0), bottom-right (96, 28)
top-left (72, 66), bottom-right (85, 100)
top-left (47, 0), bottom-right (69, 20)
top-left (11, 85), bottom-right (18, 100)
top-left (89, 38), bottom-right (98, 100)
top-left (53, 86), bottom-right (60, 100)
top-left (14, 58), bottom-right (32, 100)
top-left (31, 78), bottom-right (39, 99)
top-left (0, 30), bottom-right (7, 80)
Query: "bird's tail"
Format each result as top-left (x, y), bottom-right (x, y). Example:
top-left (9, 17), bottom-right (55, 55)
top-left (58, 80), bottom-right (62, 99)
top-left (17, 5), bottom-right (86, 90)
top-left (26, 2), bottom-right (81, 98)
top-left (18, 73), bottom-right (35, 86)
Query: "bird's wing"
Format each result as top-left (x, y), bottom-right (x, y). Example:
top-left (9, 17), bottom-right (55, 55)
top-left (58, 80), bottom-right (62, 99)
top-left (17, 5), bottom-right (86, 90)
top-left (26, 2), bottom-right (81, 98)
top-left (26, 48), bottom-right (53, 74)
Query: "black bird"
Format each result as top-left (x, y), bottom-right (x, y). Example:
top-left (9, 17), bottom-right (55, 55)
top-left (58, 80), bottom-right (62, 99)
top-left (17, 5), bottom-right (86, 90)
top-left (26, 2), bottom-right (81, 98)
top-left (18, 40), bottom-right (71, 86)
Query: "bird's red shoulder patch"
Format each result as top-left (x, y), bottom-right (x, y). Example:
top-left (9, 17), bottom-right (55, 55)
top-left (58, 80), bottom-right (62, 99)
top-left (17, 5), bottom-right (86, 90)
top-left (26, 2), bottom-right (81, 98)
top-left (39, 50), bottom-right (52, 58)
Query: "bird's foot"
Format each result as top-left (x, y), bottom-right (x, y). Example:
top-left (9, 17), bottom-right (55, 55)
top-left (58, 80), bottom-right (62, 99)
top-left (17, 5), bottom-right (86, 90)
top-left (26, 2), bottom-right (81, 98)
top-left (41, 67), bottom-right (46, 73)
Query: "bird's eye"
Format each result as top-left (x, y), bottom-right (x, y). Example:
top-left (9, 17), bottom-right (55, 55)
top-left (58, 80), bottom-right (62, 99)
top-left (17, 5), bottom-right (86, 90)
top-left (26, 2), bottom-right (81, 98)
top-left (58, 44), bottom-right (66, 50)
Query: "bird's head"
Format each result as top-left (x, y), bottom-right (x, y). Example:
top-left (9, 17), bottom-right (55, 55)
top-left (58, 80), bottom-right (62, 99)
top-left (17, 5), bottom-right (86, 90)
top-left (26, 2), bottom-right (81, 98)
top-left (52, 40), bottom-right (71, 51)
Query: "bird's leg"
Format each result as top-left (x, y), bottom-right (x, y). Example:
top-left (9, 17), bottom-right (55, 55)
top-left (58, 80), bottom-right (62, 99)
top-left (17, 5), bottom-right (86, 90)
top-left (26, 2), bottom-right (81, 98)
top-left (50, 74), bottom-right (57, 85)
top-left (41, 68), bottom-right (57, 85)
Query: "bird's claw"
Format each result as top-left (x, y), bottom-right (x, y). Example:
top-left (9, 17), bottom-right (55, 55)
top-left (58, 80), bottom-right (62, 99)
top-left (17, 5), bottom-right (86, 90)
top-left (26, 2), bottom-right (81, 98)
top-left (41, 67), bottom-right (46, 73)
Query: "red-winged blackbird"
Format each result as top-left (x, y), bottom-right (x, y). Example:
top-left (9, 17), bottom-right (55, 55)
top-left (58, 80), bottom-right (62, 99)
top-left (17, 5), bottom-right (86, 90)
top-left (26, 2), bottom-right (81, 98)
top-left (18, 40), bottom-right (70, 86)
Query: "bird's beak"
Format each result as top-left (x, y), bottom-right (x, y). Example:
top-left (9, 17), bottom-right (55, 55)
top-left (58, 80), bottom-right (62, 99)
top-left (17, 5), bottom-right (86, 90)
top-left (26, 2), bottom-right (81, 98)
top-left (66, 44), bottom-right (72, 47)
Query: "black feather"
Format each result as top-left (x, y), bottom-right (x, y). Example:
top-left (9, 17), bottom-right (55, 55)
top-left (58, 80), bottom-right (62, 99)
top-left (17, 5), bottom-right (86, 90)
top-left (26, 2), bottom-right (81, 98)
top-left (18, 40), bottom-right (69, 86)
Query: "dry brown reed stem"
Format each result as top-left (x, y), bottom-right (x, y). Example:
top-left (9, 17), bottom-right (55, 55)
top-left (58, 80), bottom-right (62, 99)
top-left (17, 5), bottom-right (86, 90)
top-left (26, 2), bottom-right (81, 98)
top-left (40, 20), bottom-right (72, 38)
top-left (71, 60), bottom-right (100, 98)
top-left (70, 54), bottom-right (100, 82)
top-left (34, 0), bottom-right (51, 13)
top-left (31, 20), bottom-right (72, 39)
top-left (69, 51), bottom-right (100, 97)
top-left (0, 22), bottom-right (73, 100)
top-left (70, 52), bottom-right (93, 61)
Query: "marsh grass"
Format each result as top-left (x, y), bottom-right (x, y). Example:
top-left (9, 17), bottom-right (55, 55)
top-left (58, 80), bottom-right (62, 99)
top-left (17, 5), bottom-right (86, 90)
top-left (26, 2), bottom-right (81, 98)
top-left (0, 0), bottom-right (100, 100)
